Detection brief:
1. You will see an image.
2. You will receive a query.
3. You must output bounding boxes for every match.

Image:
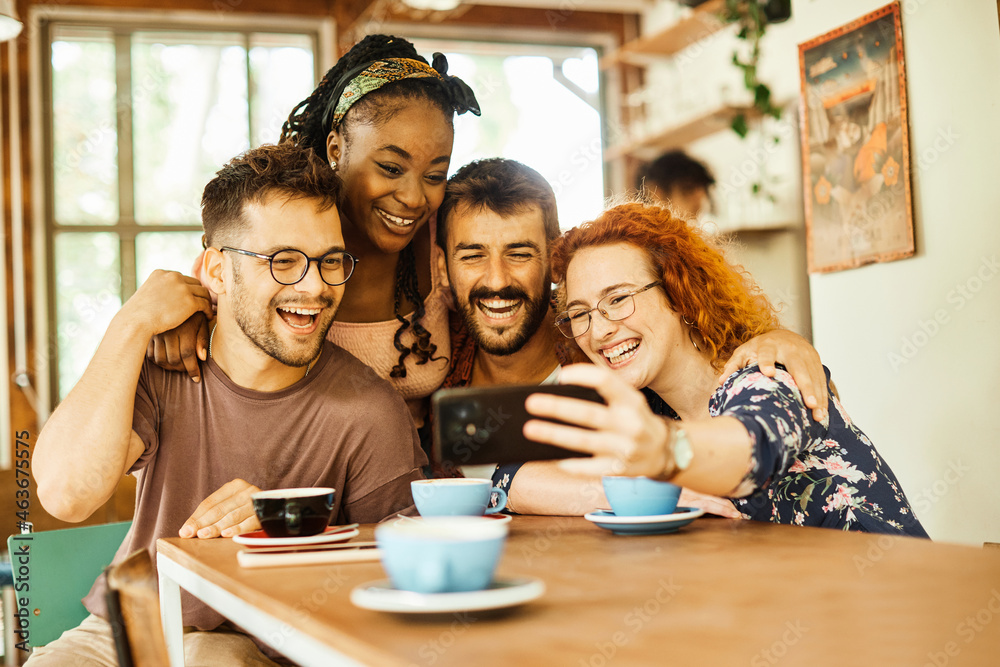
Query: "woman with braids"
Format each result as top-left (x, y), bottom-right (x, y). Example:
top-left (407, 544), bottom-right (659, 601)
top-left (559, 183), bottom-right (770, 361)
top-left (282, 35), bottom-right (480, 413)
top-left (151, 34), bottom-right (480, 425)
top-left (521, 201), bottom-right (927, 536)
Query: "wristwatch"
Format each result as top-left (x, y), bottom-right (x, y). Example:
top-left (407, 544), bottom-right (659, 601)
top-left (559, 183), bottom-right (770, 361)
top-left (663, 425), bottom-right (694, 480)
top-left (672, 427), bottom-right (694, 472)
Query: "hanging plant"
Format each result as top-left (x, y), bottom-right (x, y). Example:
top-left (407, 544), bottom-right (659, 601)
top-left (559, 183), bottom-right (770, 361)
top-left (721, 0), bottom-right (789, 138)
top-left (718, 0), bottom-right (791, 198)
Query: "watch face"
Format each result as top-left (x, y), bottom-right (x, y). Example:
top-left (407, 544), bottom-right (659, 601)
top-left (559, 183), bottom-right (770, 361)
top-left (674, 429), bottom-right (694, 470)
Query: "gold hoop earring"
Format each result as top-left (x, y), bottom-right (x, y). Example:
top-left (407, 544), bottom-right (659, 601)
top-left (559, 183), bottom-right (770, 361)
top-left (688, 330), bottom-right (701, 351)
top-left (682, 315), bottom-right (700, 351)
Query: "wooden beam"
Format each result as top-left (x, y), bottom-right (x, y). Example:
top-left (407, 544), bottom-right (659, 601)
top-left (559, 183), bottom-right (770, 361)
top-left (29, 0), bottom-right (332, 13)
top-left (333, 1), bottom-right (632, 59)
top-left (421, 4), bottom-right (629, 38)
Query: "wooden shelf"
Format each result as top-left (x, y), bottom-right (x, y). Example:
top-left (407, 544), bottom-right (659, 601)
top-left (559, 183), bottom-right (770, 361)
top-left (605, 104), bottom-right (755, 161)
top-left (602, 0), bottom-right (727, 67)
top-left (722, 223), bottom-right (794, 234)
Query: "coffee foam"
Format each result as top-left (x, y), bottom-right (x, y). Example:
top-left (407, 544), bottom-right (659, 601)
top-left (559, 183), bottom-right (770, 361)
top-left (383, 517), bottom-right (508, 540)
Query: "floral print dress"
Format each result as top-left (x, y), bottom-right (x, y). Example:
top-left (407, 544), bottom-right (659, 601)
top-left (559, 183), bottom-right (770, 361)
top-left (643, 364), bottom-right (928, 537)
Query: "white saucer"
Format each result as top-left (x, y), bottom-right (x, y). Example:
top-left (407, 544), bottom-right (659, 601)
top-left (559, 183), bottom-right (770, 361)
top-left (584, 507), bottom-right (705, 535)
top-left (350, 576), bottom-right (544, 613)
top-left (233, 526), bottom-right (359, 547)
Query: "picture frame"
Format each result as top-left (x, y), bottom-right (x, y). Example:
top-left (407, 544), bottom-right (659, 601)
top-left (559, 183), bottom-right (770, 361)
top-left (798, 2), bottom-right (914, 273)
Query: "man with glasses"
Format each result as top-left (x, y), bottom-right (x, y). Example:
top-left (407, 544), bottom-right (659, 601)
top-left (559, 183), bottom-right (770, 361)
top-left (31, 144), bottom-right (426, 666)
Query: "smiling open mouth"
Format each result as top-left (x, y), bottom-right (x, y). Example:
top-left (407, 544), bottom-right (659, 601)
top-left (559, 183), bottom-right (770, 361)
top-left (477, 298), bottom-right (522, 320)
top-left (277, 306), bottom-right (321, 330)
top-left (376, 208), bottom-right (417, 228)
top-left (602, 339), bottom-right (639, 365)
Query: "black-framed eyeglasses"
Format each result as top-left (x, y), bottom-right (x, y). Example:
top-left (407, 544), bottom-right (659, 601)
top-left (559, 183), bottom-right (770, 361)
top-left (555, 281), bottom-right (662, 338)
top-left (221, 247), bottom-right (358, 286)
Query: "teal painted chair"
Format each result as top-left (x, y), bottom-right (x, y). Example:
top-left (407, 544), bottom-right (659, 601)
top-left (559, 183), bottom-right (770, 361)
top-left (7, 521), bottom-right (132, 648)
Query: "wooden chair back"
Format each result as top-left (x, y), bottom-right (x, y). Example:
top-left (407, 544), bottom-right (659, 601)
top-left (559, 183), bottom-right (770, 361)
top-left (105, 549), bottom-right (171, 667)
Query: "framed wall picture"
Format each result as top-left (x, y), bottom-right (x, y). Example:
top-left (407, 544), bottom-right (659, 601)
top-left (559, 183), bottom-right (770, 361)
top-left (798, 2), bottom-right (914, 273)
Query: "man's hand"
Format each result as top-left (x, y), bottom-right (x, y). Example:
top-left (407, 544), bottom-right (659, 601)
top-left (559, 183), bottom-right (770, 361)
top-left (180, 479), bottom-right (261, 539)
top-left (146, 312), bottom-right (211, 382)
top-left (122, 270), bottom-right (214, 344)
top-left (719, 330), bottom-right (829, 423)
top-left (678, 488), bottom-right (741, 519)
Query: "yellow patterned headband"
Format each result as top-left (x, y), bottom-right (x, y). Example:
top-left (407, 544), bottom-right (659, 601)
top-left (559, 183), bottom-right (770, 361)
top-left (324, 55), bottom-right (480, 129)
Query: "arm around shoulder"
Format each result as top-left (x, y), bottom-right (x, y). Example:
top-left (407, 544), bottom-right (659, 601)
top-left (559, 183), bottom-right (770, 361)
top-left (719, 329), bottom-right (829, 422)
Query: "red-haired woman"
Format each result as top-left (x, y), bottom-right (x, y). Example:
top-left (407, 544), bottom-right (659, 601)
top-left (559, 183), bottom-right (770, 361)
top-left (523, 202), bottom-right (927, 535)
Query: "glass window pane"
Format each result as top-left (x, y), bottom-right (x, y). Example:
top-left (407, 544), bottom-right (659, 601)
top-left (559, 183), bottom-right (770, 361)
top-left (55, 233), bottom-right (121, 399)
top-left (51, 29), bottom-right (118, 225)
top-left (132, 32), bottom-right (249, 225)
top-left (135, 231), bottom-right (205, 286)
top-left (561, 50), bottom-right (600, 94)
top-left (411, 42), bottom-right (605, 231)
top-left (249, 33), bottom-right (315, 146)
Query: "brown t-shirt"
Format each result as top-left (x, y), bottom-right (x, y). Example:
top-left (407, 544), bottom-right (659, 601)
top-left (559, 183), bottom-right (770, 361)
top-left (83, 341), bottom-right (427, 630)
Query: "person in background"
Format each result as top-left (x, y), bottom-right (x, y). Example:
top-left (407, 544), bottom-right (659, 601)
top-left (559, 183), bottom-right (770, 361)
top-left (30, 144), bottom-right (426, 666)
top-left (151, 34), bottom-right (480, 426)
top-left (433, 159), bottom-right (830, 519)
top-left (638, 150), bottom-right (715, 219)
top-left (523, 201), bottom-right (927, 536)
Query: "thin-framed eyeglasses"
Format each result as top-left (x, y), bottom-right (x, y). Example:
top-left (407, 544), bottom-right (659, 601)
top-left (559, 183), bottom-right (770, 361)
top-left (555, 281), bottom-right (662, 338)
top-left (221, 247), bottom-right (358, 286)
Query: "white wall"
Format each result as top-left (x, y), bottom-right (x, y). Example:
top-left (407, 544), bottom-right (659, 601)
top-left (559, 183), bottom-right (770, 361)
top-left (797, 1), bottom-right (1000, 545)
top-left (640, 0), bottom-right (1000, 544)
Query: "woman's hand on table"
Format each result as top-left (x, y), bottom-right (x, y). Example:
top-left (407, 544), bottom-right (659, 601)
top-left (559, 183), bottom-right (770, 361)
top-left (719, 329), bottom-right (829, 423)
top-left (678, 488), bottom-right (741, 519)
top-left (180, 478), bottom-right (261, 539)
top-left (523, 364), bottom-right (671, 479)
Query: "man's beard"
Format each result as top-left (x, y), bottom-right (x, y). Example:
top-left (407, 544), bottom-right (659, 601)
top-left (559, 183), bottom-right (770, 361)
top-left (229, 263), bottom-right (337, 367)
top-left (456, 282), bottom-right (551, 357)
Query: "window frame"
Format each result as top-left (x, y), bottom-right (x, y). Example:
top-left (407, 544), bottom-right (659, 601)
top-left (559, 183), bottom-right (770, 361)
top-left (33, 7), bottom-right (331, 414)
top-left (380, 20), bottom-right (624, 204)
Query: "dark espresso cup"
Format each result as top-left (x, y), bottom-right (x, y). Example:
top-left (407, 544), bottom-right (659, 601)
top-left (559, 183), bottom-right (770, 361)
top-left (251, 487), bottom-right (335, 538)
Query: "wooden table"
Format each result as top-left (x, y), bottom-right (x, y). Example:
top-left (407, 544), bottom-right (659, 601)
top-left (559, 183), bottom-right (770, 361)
top-left (157, 516), bottom-right (1000, 666)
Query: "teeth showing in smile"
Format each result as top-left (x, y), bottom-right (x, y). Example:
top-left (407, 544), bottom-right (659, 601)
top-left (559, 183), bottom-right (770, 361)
top-left (478, 299), bottom-right (521, 318)
top-left (377, 208), bottom-right (416, 227)
top-left (277, 307), bottom-right (321, 330)
top-left (602, 340), bottom-right (639, 365)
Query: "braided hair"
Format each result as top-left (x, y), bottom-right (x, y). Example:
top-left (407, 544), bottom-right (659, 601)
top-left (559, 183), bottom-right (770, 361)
top-left (281, 35), bottom-right (474, 378)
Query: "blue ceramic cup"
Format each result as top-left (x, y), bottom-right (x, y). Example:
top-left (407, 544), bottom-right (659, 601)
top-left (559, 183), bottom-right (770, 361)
top-left (602, 476), bottom-right (681, 516)
top-left (411, 478), bottom-right (508, 517)
top-left (375, 517), bottom-right (509, 593)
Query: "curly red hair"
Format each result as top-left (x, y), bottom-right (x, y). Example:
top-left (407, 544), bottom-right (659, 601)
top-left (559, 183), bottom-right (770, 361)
top-left (549, 202), bottom-right (780, 370)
